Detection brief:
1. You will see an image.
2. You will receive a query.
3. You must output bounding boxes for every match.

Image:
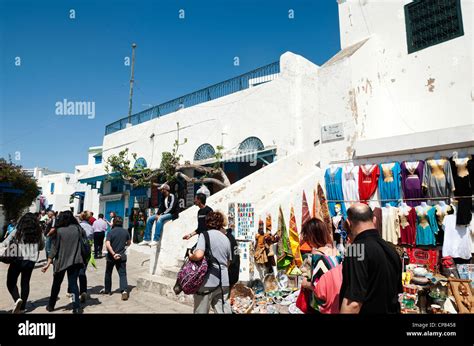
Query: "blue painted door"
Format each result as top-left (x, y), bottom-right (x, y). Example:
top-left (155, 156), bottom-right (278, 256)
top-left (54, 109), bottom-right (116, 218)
top-left (105, 199), bottom-right (125, 218)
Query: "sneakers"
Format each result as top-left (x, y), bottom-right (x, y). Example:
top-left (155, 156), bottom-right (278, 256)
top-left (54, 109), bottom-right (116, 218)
top-left (80, 292), bottom-right (87, 303)
top-left (12, 299), bottom-right (23, 314)
top-left (149, 241), bottom-right (159, 247)
top-left (121, 291), bottom-right (129, 301)
top-left (65, 292), bottom-right (73, 298)
top-left (138, 240), bottom-right (151, 246)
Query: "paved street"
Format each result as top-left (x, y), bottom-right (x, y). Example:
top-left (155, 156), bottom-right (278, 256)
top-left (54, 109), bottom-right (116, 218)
top-left (0, 246), bottom-right (192, 314)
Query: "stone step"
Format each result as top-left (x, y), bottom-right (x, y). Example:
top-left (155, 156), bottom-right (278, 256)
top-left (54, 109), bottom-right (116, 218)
top-left (161, 267), bottom-right (181, 281)
top-left (136, 274), bottom-right (194, 307)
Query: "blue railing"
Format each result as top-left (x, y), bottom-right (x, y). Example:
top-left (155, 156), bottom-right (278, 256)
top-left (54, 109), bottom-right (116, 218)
top-left (105, 61), bottom-right (280, 135)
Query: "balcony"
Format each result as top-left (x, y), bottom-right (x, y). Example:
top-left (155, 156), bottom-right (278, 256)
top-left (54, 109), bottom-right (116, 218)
top-left (105, 61), bottom-right (280, 135)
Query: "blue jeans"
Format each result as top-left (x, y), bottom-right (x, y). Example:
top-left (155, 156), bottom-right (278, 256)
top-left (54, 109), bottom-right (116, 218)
top-left (45, 235), bottom-right (52, 259)
top-left (49, 264), bottom-right (82, 310)
top-left (104, 260), bottom-right (128, 293)
top-left (143, 214), bottom-right (173, 241)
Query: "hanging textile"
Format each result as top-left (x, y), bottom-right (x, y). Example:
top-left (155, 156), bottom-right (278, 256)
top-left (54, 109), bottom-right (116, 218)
top-left (378, 162), bottom-right (402, 206)
top-left (422, 158), bottom-right (455, 205)
top-left (288, 206), bottom-right (302, 267)
top-left (381, 206), bottom-right (400, 244)
top-left (415, 205), bottom-right (439, 246)
top-left (398, 206), bottom-right (417, 246)
top-left (373, 207), bottom-right (383, 236)
top-left (313, 188), bottom-right (322, 220)
top-left (341, 164), bottom-right (360, 210)
top-left (324, 167), bottom-right (347, 217)
top-left (400, 160), bottom-right (425, 207)
top-left (358, 164), bottom-right (380, 203)
top-left (317, 183), bottom-right (333, 235)
top-left (449, 156), bottom-right (474, 225)
top-left (300, 191), bottom-right (312, 253)
top-left (276, 206), bottom-right (293, 270)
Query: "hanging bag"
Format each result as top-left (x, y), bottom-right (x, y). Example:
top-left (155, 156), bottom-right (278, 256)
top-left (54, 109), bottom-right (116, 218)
top-left (176, 231), bottom-right (211, 295)
top-left (75, 225), bottom-right (91, 265)
top-left (0, 232), bottom-right (21, 264)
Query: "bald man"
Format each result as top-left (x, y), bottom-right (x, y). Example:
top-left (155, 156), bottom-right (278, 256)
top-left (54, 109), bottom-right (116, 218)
top-left (340, 203), bottom-right (402, 314)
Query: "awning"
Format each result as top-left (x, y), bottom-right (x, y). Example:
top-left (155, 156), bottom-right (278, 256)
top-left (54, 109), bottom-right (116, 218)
top-left (193, 146), bottom-right (277, 165)
top-left (77, 167), bottom-right (119, 185)
top-left (72, 191), bottom-right (85, 198)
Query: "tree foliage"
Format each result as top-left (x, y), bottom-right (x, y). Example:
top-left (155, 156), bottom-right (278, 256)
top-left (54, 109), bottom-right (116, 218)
top-left (105, 122), bottom-right (230, 189)
top-left (0, 158), bottom-right (39, 220)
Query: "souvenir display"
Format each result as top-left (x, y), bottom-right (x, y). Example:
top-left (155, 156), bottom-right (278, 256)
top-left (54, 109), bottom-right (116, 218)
top-left (401, 160), bottom-right (425, 207)
top-left (324, 166), bottom-right (347, 217)
top-left (381, 205), bottom-right (400, 244)
top-left (288, 206), bottom-right (302, 267)
top-left (378, 162), bottom-right (402, 206)
top-left (422, 157), bottom-right (455, 205)
top-left (358, 164), bottom-right (380, 203)
top-left (341, 163), bottom-right (359, 210)
top-left (415, 203), bottom-right (438, 246)
top-left (276, 206), bottom-right (293, 270)
top-left (300, 191), bottom-right (312, 254)
top-left (398, 203), bottom-right (417, 246)
top-left (236, 202), bottom-right (255, 241)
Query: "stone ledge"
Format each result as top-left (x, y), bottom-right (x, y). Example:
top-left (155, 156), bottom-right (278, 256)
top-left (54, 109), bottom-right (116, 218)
top-left (136, 274), bottom-right (194, 307)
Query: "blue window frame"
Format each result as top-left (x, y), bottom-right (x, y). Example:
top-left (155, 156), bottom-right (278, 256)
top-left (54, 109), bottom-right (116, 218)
top-left (50, 182), bottom-right (55, 194)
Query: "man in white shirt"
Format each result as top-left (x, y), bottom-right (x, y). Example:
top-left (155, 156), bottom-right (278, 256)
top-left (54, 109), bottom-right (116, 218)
top-left (92, 214), bottom-right (108, 258)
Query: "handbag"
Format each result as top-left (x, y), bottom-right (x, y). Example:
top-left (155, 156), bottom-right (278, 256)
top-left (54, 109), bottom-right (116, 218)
top-left (75, 226), bottom-right (91, 265)
top-left (0, 233), bottom-right (22, 264)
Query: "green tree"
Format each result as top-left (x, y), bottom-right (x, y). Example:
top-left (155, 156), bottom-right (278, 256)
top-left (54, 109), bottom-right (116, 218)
top-left (0, 158), bottom-right (39, 220)
top-left (105, 122), bottom-right (230, 188)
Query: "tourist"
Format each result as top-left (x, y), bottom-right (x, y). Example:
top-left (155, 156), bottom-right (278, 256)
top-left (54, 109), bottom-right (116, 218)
top-left (104, 212), bottom-right (116, 255)
top-left (88, 211), bottom-right (96, 226)
top-left (39, 210), bottom-right (49, 223)
top-left (188, 211), bottom-right (232, 314)
top-left (101, 216), bottom-right (131, 300)
top-left (78, 211), bottom-right (94, 302)
top-left (42, 210), bottom-right (86, 314)
top-left (139, 183), bottom-right (179, 247)
top-left (44, 210), bottom-right (56, 260)
top-left (339, 203), bottom-right (402, 314)
top-left (298, 218), bottom-right (343, 314)
top-left (92, 213), bottom-right (107, 258)
top-left (182, 193), bottom-right (213, 240)
top-left (4, 213), bottom-right (44, 313)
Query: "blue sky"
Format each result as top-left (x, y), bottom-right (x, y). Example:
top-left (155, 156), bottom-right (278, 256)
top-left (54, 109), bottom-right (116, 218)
top-left (0, 0), bottom-right (341, 172)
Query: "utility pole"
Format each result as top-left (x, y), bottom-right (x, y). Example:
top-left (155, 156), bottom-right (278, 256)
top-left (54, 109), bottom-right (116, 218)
top-left (127, 43), bottom-right (137, 125)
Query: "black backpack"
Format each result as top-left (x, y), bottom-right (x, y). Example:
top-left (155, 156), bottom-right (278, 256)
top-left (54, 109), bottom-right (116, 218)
top-left (226, 229), bottom-right (240, 286)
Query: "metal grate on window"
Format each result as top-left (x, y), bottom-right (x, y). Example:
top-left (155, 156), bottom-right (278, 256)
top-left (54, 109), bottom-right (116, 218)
top-left (405, 0), bottom-right (464, 54)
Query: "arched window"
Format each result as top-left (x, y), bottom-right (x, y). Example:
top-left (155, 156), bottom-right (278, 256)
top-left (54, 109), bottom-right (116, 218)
top-left (238, 136), bottom-right (264, 152)
top-left (194, 143), bottom-right (216, 161)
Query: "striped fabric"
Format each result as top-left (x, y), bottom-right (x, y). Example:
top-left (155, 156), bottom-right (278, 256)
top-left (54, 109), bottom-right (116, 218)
top-left (300, 190), bottom-right (312, 253)
top-left (310, 252), bottom-right (343, 313)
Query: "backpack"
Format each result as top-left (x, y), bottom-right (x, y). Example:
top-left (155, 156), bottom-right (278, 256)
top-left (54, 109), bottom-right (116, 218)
top-left (176, 231), bottom-right (213, 295)
top-left (75, 225), bottom-right (91, 265)
top-left (226, 229), bottom-right (240, 286)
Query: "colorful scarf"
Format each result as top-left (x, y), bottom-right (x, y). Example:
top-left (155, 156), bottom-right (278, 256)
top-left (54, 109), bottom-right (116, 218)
top-left (300, 191), bottom-right (312, 253)
top-left (318, 183), bottom-right (333, 235)
top-left (289, 206), bottom-right (302, 267)
top-left (276, 206), bottom-right (293, 270)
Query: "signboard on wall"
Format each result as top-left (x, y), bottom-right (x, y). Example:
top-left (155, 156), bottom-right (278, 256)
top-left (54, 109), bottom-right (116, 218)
top-left (236, 202), bottom-right (256, 241)
top-left (321, 123), bottom-right (344, 143)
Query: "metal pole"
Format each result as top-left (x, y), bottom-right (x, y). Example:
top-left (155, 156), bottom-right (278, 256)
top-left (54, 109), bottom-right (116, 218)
top-left (127, 43), bottom-right (137, 125)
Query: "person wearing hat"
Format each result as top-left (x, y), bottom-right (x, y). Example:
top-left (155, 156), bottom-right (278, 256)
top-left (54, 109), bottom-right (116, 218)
top-left (139, 183), bottom-right (179, 246)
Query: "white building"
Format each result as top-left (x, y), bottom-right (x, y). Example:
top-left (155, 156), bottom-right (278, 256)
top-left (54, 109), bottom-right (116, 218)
top-left (28, 168), bottom-right (76, 213)
top-left (81, 0), bottom-right (472, 293)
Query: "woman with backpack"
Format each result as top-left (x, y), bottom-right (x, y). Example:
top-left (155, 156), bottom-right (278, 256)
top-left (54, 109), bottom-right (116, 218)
top-left (3, 213), bottom-right (44, 313)
top-left (41, 210), bottom-right (87, 314)
top-left (187, 211), bottom-right (232, 314)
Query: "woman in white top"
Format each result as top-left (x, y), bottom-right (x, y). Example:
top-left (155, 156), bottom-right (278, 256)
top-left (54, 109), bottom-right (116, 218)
top-left (3, 213), bottom-right (44, 313)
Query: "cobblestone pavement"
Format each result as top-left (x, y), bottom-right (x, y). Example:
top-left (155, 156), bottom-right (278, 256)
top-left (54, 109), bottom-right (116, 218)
top-left (0, 246), bottom-right (192, 314)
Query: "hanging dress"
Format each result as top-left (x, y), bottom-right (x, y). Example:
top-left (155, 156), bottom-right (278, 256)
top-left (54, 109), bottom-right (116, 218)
top-left (422, 158), bottom-right (455, 205)
top-left (358, 164), bottom-right (380, 203)
top-left (398, 206), bottom-right (417, 246)
top-left (401, 161), bottom-right (425, 207)
top-left (341, 165), bottom-right (359, 210)
top-left (378, 162), bottom-right (402, 207)
top-left (381, 206), bottom-right (400, 244)
top-left (324, 167), bottom-right (347, 217)
top-left (442, 214), bottom-right (472, 260)
top-left (415, 206), bottom-right (439, 246)
top-left (449, 156), bottom-right (474, 225)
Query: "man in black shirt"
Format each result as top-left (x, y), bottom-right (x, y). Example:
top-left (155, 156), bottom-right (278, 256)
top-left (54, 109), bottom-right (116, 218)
top-left (102, 216), bottom-right (131, 301)
top-left (182, 193), bottom-right (213, 240)
top-left (340, 203), bottom-right (402, 314)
